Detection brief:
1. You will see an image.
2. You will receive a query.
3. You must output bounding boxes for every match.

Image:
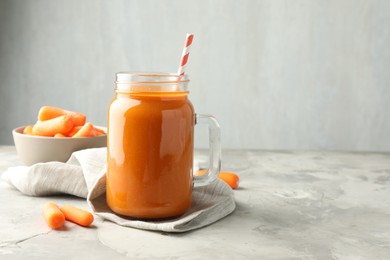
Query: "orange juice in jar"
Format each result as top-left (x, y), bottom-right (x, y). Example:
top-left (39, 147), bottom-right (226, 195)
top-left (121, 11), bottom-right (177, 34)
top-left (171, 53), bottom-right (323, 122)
top-left (107, 73), bottom-right (221, 219)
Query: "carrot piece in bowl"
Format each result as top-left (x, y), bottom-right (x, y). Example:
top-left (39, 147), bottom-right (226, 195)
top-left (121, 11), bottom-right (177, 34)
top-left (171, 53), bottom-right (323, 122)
top-left (23, 125), bottom-right (34, 135)
top-left (66, 126), bottom-right (82, 137)
top-left (54, 133), bottom-right (67, 138)
top-left (92, 127), bottom-right (106, 136)
top-left (32, 115), bottom-right (74, 137)
top-left (72, 122), bottom-right (94, 138)
top-left (38, 106), bottom-right (86, 126)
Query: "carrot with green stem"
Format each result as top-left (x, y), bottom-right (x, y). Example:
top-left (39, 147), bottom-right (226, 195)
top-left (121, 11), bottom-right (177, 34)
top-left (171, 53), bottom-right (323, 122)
top-left (59, 205), bottom-right (94, 227)
top-left (42, 202), bottom-right (65, 229)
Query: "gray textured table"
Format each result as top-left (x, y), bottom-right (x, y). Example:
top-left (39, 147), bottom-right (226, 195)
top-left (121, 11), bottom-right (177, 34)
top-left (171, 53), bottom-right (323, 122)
top-left (1, 145), bottom-right (390, 259)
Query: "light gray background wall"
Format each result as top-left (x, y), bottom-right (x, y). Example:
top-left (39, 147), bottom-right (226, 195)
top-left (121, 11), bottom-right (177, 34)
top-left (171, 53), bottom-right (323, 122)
top-left (0, 0), bottom-right (389, 151)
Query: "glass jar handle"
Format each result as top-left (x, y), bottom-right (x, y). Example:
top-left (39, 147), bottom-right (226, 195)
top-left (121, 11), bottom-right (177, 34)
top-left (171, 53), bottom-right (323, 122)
top-left (194, 114), bottom-right (221, 187)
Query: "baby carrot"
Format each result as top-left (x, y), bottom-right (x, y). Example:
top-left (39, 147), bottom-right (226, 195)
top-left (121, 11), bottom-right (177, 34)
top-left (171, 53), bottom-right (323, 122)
top-left (23, 125), bottom-right (34, 135)
top-left (54, 133), bottom-right (67, 138)
top-left (42, 202), bottom-right (65, 229)
top-left (38, 106), bottom-right (64, 121)
top-left (92, 127), bottom-right (106, 136)
top-left (59, 205), bottom-right (94, 227)
top-left (66, 126), bottom-right (82, 137)
top-left (218, 172), bottom-right (240, 189)
top-left (196, 170), bottom-right (240, 189)
top-left (32, 115), bottom-right (74, 136)
top-left (196, 169), bottom-right (207, 176)
top-left (38, 106), bottom-right (86, 126)
top-left (72, 122), bottom-right (94, 138)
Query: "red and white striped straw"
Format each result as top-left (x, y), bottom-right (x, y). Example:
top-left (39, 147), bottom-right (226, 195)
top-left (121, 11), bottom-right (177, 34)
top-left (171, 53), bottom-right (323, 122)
top-left (177, 33), bottom-right (194, 76)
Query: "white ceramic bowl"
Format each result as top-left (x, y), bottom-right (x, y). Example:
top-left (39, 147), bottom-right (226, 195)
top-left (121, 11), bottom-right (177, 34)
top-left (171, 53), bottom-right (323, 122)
top-left (12, 126), bottom-right (107, 165)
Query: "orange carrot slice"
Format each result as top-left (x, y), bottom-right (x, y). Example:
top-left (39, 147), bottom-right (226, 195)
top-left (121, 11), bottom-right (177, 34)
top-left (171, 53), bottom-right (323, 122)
top-left (72, 122), bottom-right (94, 138)
top-left (59, 205), bottom-right (94, 227)
top-left (38, 106), bottom-right (86, 127)
top-left (42, 202), bottom-right (65, 229)
top-left (32, 115), bottom-right (74, 137)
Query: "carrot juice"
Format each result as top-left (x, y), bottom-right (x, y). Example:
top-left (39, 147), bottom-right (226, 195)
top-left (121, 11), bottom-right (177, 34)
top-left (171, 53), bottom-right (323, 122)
top-left (107, 73), bottom-right (195, 219)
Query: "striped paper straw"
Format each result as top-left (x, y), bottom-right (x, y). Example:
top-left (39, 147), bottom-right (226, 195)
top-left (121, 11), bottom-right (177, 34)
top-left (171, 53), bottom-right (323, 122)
top-left (177, 33), bottom-right (194, 76)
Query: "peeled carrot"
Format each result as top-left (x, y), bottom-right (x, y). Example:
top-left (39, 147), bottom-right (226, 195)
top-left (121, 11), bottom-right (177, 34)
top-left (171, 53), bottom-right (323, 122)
top-left (54, 133), bottom-right (67, 138)
top-left (32, 115), bottom-right (74, 137)
top-left (72, 122), bottom-right (94, 138)
top-left (196, 170), bottom-right (240, 189)
top-left (24, 106), bottom-right (103, 138)
top-left (66, 126), bottom-right (82, 137)
top-left (218, 172), bottom-right (240, 189)
top-left (23, 125), bottom-right (34, 135)
top-left (196, 169), bottom-right (207, 176)
top-left (42, 202), bottom-right (65, 229)
top-left (59, 205), bottom-right (94, 227)
top-left (92, 127), bottom-right (106, 136)
top-left (38, 106), bottom-right (86, 126)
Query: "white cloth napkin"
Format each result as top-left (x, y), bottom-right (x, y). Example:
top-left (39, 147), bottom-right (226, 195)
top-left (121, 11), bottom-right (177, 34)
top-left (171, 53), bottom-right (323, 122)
top-left (2, 148), bottom-right (235, 232)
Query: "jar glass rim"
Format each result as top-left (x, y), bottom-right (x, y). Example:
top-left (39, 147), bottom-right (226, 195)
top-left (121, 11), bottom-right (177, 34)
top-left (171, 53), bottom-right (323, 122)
top-left (115, 72), bottom-right (189, 84)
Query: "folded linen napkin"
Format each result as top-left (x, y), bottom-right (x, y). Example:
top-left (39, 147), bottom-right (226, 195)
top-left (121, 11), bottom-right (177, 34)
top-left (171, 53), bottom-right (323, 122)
top-left (2, 148), bottom-right (235, 232)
